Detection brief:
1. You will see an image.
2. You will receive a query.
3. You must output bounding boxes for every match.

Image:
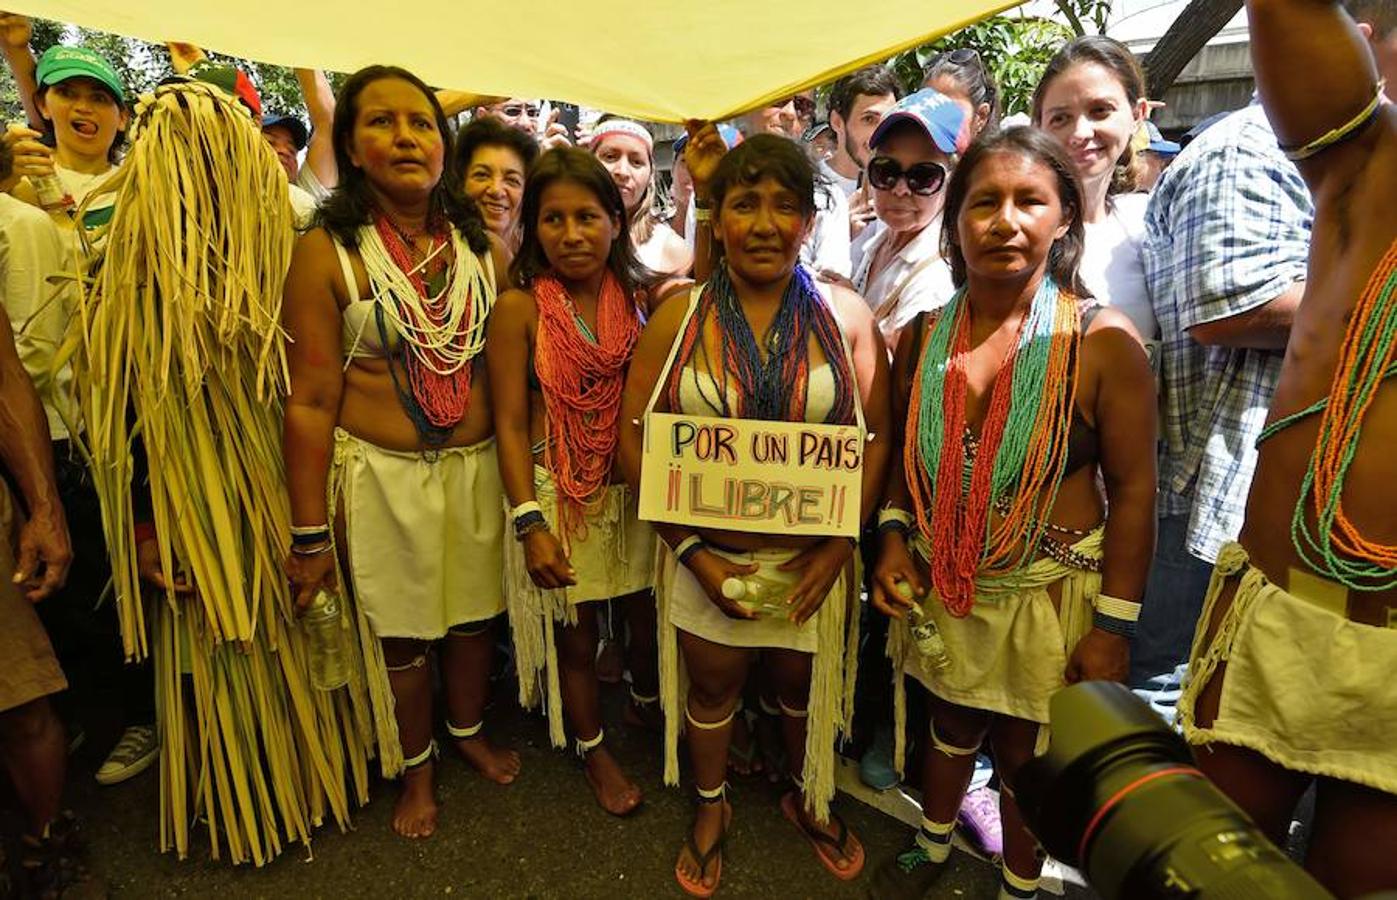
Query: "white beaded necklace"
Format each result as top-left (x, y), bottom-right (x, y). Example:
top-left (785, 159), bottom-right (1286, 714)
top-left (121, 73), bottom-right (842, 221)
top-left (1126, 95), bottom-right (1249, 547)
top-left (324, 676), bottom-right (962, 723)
top-left (356, 221), bottom-right (494, 375)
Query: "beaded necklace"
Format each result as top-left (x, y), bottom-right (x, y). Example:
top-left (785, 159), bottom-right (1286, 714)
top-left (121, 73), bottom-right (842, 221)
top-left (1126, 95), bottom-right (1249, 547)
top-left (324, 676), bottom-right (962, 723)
top-left (1259, 238), bottom-right (1397, 591)
top-left (905, 277), bottom-right (1080, 615)
top-left (534, 271), bottom-right (642, 541)
top-left (360, 209), bottom-right (494, 446)
top-left (667, 265), bottom-right (857, 426)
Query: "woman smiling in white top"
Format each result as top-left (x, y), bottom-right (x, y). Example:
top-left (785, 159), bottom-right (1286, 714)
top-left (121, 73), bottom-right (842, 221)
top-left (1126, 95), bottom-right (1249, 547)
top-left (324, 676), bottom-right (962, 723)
top-left (1033, 36), bottom-right (1155, 345)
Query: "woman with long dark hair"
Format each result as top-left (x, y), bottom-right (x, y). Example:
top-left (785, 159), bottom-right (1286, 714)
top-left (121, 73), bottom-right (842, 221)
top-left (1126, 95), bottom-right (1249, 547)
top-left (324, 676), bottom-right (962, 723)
top-left (870, 127), bottom-right (1156, 898)
top-left (283, 65), bottom-right (517, 840)
top-left (619, 133), bottom-right (893, 896)
top-left (488, 147), bottom-right (685, 817)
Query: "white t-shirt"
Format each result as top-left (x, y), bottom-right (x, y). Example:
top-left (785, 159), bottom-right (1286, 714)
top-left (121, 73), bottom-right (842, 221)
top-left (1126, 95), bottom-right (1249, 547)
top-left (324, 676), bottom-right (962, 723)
top-left (289, 183), bottom-right (317, 229)
top-left (1079, 192), bottom-right (1157, 340)
top-left (0, 194), bottom-right (75, 439)
top-left (56, 164), bottom-right (117, 232)
top-left (818, 158), bottom-right (858, 198)
top-left (852, 215), bottom-right (956, 350)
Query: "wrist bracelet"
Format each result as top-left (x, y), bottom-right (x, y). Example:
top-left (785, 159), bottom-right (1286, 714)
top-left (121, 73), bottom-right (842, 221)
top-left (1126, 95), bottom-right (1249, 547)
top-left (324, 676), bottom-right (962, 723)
top-left (877, 507), bottom-right (914, 529)
top-left (291, 541), bottom-right (334, 557)
top-left (290, 523), bottom-right (331, 536)
top-left (674, 535), bottom-right (705, 565)
top-left (1093, 593), bottom-right (1142, 621)
top-left (1092, 610), bottom-right (1137, 638)
top-left (1092, 593), bottom-right (1141, 638)
top-left (510, 501), bottom-right (542, 523)
top-left (291, 529), bottom-right (332, 547)
top-left (515, 518), bottom-right (549, 541)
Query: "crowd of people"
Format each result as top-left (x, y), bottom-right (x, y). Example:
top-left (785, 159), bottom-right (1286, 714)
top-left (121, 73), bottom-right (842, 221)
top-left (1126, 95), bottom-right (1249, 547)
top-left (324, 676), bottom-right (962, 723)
top-left (0, 0), bottom-right (1393, 897)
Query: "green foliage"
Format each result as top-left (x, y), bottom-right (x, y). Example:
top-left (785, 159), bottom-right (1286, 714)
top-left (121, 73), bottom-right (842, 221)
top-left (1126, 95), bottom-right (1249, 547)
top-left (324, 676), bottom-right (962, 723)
top-left (0, 18), bottom-right (318, 124)
top-left (890, 13), bottom-right (1076, 116)
top-left (1053, 0), bottom-right (1114, 37)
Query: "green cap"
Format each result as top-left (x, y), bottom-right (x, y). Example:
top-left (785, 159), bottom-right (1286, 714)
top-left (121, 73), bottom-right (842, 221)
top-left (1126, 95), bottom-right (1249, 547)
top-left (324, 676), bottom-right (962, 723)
top-left (36, 45), bottom-right (126, 103)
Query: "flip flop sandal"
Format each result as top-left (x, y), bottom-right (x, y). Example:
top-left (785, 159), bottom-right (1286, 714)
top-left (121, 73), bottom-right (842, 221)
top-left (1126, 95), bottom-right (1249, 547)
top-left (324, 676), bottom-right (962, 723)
top-left (780, 792), bottom-right (865, 881)
top-left (676, 794), bottom-right (731, 898)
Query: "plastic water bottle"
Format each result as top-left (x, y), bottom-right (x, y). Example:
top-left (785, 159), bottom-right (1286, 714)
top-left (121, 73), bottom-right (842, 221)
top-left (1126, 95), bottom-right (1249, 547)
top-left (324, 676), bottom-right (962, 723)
top-left (721, 568), bottom-right (802, 618)
top-left (303, 589), bottom-right (350, 690)
top-left (899, 581), bottom-right (951, 670)
top-left (7, 124), bottom-right (72, 214)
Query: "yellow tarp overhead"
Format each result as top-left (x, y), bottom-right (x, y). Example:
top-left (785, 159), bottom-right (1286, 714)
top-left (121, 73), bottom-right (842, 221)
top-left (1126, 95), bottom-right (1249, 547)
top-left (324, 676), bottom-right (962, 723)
top-left (9, 0), bottom-right (1020, 123)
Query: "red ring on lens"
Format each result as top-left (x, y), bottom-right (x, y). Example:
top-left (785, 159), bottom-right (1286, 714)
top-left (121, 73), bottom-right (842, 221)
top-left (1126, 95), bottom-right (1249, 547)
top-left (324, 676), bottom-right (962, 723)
top-left (1077, 765), bottom-right (1204, 866)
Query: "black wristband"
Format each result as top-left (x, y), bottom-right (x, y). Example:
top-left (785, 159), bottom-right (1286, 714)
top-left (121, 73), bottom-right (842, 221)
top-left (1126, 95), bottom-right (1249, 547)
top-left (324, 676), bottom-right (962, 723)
top-left (1092, 610), bottom-right (1137, 638)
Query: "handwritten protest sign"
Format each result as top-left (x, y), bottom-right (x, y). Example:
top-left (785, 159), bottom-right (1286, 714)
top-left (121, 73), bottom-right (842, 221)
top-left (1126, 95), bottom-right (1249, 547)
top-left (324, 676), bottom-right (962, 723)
top-left (638, 412), bottom-right (865, 537)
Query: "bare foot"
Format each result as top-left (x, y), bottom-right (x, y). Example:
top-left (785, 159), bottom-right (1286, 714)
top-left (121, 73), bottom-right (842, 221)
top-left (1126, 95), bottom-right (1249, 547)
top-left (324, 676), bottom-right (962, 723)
top-left (392, 764), bottom-right (438, 839)
top-left (582, 745), bottom-right (642, 816)
top-left (676, 798), bottom-right (731, 895)
top-left (454, 734), bottom-right (521, 785)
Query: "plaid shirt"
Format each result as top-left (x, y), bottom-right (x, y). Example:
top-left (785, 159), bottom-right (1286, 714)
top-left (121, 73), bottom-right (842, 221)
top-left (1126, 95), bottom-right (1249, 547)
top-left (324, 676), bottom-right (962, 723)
top-left (1142, 104), bottom-right (1314, 563)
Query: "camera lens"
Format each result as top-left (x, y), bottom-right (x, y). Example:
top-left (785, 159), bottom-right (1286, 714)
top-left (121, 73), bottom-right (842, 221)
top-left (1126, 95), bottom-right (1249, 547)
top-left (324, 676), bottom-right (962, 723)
top-left (1014, 682), bottom-right (1332, 900)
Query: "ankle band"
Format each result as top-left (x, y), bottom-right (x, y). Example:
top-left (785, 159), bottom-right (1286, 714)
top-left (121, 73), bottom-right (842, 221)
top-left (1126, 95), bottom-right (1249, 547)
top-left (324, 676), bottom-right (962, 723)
top-left (446, 720), bottom-right (483, 739)
top-left (696, 782), bottom-right (727, 802)
top-left (916, 816), bottom-right (954, 863)
top-left (575, 728), bottom-right (604, 756)
top-left (1000, 865), bottom-right (1040, 899)
top-left (758, 696), bottom-right (781, 716)
top-left (403, 739), bottom-right (437, 769)
top-left (685, 704), bottom-right (737, 731)
top-left (630, 688), bottom-right (660, 706)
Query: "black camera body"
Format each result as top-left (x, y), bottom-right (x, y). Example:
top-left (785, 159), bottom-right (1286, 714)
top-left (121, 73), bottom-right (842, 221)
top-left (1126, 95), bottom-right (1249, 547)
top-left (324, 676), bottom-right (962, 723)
top-left (1014, 681), bottom-right (1332, 900)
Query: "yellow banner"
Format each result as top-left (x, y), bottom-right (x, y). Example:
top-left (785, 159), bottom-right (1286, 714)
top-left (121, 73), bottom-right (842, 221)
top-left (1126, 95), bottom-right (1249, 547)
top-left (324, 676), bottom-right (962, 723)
top-left (639, 411), bottom-right (864, 537)
top-left (9, 0), bottom-right (1020, 122)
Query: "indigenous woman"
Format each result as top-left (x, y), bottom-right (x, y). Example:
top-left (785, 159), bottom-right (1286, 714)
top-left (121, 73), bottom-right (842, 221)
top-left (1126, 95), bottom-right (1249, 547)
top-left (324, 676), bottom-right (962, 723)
top-left (869, 127), bottom-right (1156, 900)
top-left (456, 116), bottom-right (538, 255)
top-left (487, 147), bottom-right (683, 816)
top-left (619, 132), bottom-right (893, 896)
top-left (1033, 37), bottom-right (1155, 345)
top-left (589, 117), bottom-right (693, 275)
top-left (851, 89), bottom-right (965, 352)
top-left (1177, 3), bottom-right (1397, 895)
top-left (283, 65), bottom-right (516, 840)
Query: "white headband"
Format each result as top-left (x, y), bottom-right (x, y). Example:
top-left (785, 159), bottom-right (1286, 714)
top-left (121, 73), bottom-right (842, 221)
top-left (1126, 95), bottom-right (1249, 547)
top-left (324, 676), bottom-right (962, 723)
top-left (588, 119), bottom-right (654, 153)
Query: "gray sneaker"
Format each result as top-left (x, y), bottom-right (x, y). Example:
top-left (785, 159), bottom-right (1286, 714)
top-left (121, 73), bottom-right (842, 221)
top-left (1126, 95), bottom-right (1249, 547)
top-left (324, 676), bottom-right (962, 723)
top-left (95, 725), bottom-right (158, 786)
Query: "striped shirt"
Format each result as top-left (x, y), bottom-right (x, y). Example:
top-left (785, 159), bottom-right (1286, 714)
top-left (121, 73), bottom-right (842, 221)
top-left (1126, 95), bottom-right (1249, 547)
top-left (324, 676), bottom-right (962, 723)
top-left (1142, 104), bottom-right (1314, 563)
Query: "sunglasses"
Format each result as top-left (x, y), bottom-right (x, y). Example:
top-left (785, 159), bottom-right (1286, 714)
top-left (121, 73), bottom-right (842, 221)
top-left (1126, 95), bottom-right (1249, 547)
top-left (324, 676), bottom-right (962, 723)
top-left (500, 103), bottom-right (540, 119)
top-left (867, 156), bottom-right (948, 196)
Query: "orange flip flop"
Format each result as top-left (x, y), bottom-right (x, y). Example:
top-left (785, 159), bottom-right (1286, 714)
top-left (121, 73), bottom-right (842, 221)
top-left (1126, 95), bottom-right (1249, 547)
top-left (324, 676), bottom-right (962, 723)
top-left (676, 803), bottom-right (730, 897)
top-left (781, 791), bottom-right (865, 881)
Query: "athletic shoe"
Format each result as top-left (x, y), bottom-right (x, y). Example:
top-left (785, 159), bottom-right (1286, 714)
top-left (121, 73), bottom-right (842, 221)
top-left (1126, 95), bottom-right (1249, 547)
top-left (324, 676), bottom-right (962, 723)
top-left (957, 786), bottom-right (1004, 857)
top-left (866, 843), bottom-right (947, 899)
top-left (95, 725), bottom-right (158, 786)
top-left (858, 724), bottom-right (900, 791)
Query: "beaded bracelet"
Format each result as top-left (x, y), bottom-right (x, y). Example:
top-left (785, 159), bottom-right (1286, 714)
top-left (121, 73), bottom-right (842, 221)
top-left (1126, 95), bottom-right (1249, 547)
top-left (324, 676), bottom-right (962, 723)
top-left (674, 535), bottom-right (705, 566)
top-left (291, 541), bottom-right (334, 557)
top-left (291, 529), bottom-right (332, 547)
top-left (876, 507), bottom-right (913, 536)
top-left (513, 509), bottom-right (546, 537)
top-left (510, 501), bottom-right (542, 524)
top-left (1092, 593), bottom-right (1142, 638)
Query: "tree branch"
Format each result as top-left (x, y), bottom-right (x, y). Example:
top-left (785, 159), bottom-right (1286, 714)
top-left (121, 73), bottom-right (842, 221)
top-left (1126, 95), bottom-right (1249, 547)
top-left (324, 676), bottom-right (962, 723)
top-left (1144, 0), bottom-right (1245, 98)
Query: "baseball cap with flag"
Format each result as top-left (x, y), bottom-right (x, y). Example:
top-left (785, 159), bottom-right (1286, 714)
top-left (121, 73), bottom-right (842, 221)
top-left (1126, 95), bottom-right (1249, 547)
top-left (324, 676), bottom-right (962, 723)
top-left (36, 45), bottom-right (126, 103)
top-left (869, 88), bottom-right (968, 155)
top-left (186, 60), bottom-right (263, 118)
